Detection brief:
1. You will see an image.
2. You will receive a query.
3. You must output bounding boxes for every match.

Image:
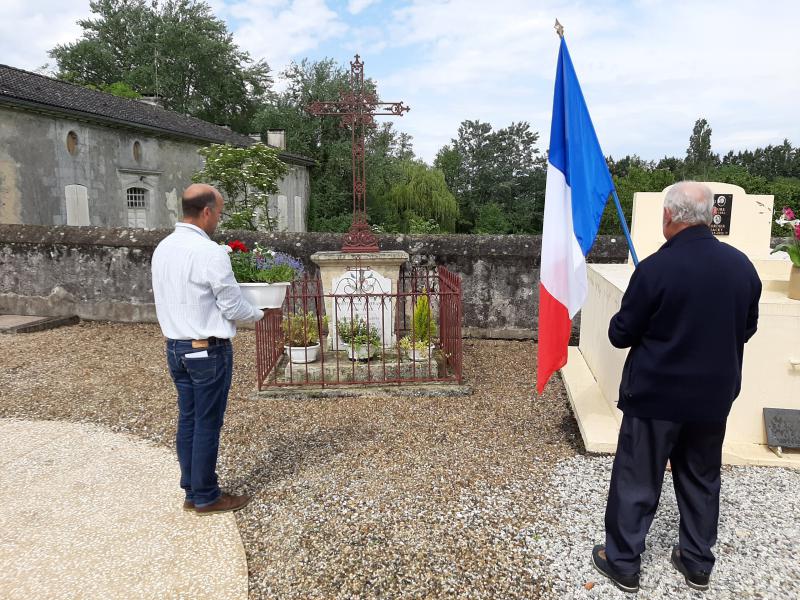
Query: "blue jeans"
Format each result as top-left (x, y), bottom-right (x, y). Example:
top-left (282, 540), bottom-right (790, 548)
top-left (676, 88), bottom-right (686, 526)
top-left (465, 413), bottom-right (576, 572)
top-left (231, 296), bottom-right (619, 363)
top-left (166, 339), bottom-right (233, 507)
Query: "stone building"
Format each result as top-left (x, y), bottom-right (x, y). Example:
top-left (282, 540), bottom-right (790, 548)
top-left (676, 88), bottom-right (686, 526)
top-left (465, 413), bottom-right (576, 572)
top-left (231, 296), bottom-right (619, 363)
top-left (0, 64), bottom-right (314, 231)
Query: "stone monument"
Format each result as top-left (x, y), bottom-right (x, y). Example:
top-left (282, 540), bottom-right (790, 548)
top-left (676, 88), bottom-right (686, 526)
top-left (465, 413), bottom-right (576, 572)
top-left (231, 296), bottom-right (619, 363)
top-left (561, 182), bottom-right (800, 467)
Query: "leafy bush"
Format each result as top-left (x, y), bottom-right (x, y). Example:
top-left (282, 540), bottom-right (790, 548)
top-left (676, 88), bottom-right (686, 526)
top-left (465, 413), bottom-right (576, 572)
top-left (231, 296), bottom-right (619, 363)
top-left (282, 312), bottom-right (327, 347)
top-left (337, 317), bottom-right (381, 350)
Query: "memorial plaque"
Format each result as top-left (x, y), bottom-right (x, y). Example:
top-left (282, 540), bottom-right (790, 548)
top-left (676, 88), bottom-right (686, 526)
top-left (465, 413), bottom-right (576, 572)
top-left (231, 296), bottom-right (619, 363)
top-left (763, 408), bottom-right (800, 450)
top-left (709, 193), bottom-right (733, 236)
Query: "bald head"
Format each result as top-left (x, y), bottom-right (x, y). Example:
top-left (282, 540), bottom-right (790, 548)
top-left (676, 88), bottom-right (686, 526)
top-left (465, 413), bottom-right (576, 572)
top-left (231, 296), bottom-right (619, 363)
top-left (182, 183), bottom-right (220, 218)
top-left (662, 181), bottom-right (713, 240)
top-left (181, 183), bottom-right (224, 235)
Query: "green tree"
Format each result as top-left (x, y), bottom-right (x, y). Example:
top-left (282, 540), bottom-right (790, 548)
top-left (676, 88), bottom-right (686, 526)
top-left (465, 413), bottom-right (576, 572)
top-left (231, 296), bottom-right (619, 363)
top-left (86, 81), bottom-right (141, 99)
top-left (50, 0), bottom-right (271, 131)
top-left (684, 118), bottom-right (719, 178)
top-left (434, 119), bottom-right (544, 233)
top-left (252, 58), bottom-right (415, 232)
top-left (598, 166), bottom-right (676, 235)
top-left (372, 161), bottom-right (458, 233)
top-left (192, 143), bottom-right (288, 231)
top-left (474, 202), bottom-right (512, 234)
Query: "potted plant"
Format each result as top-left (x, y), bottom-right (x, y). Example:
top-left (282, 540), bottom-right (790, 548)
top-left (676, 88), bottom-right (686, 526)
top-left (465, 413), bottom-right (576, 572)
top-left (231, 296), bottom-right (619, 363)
top-left (336, 317), bottom-right (382, 361)
top-left (282, 312), bottom-right (327, 363)
top-left (400, 294), bottom-right (437, 361)
top-left (223, 240), bottom-right (303, 308)
top-left (771, 206), bottom-right (800, 300)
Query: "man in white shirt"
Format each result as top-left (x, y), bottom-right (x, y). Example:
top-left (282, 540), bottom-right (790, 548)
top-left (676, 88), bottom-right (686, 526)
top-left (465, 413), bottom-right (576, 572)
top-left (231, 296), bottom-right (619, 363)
top-left (152, 183), bottom-right (263, 515)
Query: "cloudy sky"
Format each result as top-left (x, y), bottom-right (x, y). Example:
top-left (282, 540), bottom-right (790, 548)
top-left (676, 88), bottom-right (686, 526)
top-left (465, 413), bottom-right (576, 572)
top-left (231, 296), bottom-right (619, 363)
top-left (3, 0), bottom-right (799, 164)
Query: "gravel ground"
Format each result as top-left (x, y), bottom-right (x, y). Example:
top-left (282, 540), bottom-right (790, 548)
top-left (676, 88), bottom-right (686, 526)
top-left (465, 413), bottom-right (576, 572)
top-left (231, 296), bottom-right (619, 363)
top-left (0, 321), bottom-right (580, 599)
top-left (2, 321), bottom-right (796, 599)
top-left (525, 455), bottom-right (800, 599)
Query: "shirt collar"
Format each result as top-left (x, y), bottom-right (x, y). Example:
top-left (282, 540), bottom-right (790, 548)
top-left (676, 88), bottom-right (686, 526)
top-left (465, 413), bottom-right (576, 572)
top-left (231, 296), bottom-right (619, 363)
top-left (175, 222), bottom-right (210, 240)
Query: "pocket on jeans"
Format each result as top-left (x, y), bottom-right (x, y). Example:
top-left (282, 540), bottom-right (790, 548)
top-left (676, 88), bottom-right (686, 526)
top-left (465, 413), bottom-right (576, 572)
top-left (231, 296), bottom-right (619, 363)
top-left (183, 355), bottom-right (217, 383)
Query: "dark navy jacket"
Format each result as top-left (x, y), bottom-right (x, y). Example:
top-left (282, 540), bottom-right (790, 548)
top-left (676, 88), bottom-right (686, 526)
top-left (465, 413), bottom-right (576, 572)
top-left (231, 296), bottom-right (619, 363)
top-left (610, 225), bottom-right (761, 422)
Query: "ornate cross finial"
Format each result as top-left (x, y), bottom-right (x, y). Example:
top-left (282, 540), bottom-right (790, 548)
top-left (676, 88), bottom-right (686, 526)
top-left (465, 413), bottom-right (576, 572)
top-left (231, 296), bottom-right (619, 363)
top-left (554, 19), bottom-right (564, 38)
top-left (307, 55), bottom-right (409, 253)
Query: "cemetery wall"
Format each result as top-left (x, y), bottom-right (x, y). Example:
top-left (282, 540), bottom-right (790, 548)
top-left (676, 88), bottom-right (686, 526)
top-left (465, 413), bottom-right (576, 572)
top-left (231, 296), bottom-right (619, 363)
top-left (0, 224), bottom-right (634, 338)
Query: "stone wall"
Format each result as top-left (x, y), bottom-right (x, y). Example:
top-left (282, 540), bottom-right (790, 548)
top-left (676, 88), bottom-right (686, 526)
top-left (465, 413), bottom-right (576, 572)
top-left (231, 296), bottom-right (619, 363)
top-left (0, 224), bottom-right (631, 338)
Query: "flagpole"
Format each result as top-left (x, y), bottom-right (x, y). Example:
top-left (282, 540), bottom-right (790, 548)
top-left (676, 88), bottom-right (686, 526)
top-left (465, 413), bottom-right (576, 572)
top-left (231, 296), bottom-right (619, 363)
top-left (612, 189), bottom-right (639, 266)
top-left (554, 19), bottom-right (640, 267)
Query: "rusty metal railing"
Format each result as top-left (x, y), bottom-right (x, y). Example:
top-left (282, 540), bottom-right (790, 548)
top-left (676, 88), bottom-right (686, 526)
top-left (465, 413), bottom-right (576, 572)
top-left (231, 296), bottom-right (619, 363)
top-left (255, 266), bottom-right (463, 390)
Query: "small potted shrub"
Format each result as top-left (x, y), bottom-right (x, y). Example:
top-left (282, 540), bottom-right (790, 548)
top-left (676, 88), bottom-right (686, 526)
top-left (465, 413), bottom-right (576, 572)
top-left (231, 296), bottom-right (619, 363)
top-left (282, 312), bottom-right (327, 363)
top-left (223, 240), bottom-right (303, 308)
top-left (400, 294), bottom-right (437, 361)
top-left (337, 317), bottom-right (381, 361)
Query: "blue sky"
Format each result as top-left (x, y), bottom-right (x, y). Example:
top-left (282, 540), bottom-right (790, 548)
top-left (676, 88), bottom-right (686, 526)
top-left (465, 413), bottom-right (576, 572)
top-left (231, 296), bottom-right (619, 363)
top-left (4, 0), bottom-right (800, 164)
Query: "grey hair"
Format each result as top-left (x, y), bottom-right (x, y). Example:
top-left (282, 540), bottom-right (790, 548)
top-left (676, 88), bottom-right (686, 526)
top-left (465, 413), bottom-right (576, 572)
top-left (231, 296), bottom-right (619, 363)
top-left (664, 181), bottom-right (713, 225)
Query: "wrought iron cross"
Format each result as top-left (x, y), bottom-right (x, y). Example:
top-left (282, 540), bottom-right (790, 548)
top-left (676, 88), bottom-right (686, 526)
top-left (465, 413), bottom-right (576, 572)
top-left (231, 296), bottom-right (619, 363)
top-left (307, 54), bottom-right (410, 253)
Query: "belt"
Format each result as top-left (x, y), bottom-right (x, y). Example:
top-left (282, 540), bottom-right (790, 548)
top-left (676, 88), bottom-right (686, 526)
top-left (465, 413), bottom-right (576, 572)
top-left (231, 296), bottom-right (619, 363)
top-left (190, 337), bottom-right (229, 349)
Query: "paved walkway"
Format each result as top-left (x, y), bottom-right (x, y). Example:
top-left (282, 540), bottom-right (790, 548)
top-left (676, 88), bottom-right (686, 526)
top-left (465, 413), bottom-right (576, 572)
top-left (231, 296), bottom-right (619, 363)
top-left (0, 419), bottom-right (248, 600)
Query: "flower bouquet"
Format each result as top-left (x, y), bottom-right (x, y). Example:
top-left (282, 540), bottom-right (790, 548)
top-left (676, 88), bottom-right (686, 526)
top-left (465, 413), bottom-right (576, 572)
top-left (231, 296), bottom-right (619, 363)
top-left (223, 240), bottom-right (303, 308)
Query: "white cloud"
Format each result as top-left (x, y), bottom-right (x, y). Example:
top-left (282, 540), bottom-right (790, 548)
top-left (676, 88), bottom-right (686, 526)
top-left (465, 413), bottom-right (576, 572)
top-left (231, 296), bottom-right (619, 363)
top-left (0, 0), bottom-right (86, 72)
top-left (3, 0), bottom-right (799, 164)
top-left (221, 0), bottom-right (347, 71)
top-left (369, 0), bottom-right (800, 162)
top-left (348, 0), bottom-right (379, 15)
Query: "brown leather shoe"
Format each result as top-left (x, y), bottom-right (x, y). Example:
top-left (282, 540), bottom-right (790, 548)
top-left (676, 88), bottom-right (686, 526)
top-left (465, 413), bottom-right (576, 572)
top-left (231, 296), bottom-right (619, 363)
top-left (183, 500), bottom-right (195, 511)
top-left (195, 493), bottom-right (251, 516)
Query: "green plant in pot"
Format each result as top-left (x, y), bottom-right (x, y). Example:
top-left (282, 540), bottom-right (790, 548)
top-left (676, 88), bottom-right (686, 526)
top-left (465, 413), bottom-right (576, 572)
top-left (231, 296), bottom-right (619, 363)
top-left (337, 317), bottom-right (381, 360)
top-left (282, 312), bottom-right (327, 363)
top-left (400, 293), bottom-right (437, 361)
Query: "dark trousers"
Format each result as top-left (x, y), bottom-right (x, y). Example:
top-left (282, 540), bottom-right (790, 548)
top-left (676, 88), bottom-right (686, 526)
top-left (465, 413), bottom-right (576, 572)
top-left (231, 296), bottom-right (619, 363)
top-left (604, 414), bottom-right (727, 576)
top-left (166, 338), bottom-right (233, 507)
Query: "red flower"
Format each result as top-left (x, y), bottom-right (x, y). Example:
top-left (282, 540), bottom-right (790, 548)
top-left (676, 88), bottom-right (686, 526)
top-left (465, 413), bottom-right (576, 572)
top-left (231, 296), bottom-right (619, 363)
top-left (795, 224), bottom-right (800, 240)
top-left (784, 206), bottom-right (796, 221)
top-left (227, 240), bottom-right (248, 253)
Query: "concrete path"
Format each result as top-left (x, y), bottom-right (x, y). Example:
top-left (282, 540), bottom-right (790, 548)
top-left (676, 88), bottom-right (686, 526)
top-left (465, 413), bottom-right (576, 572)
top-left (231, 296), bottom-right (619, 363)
top-left (0, 419), bottom-right (248, 600)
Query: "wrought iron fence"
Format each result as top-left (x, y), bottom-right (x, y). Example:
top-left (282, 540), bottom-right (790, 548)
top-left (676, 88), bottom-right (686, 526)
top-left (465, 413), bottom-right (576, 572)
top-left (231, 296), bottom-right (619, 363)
top-left (255, 265), bottom-right (463, 390)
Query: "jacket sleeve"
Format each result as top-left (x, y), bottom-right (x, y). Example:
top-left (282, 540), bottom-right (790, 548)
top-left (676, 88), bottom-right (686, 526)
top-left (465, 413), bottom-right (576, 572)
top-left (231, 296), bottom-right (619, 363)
top-left (608, 265), bottom-right (655, 349)
top-left (206, 248), bottom-right (264, 323)
top-left (744, 271), bottom-right (762, 343)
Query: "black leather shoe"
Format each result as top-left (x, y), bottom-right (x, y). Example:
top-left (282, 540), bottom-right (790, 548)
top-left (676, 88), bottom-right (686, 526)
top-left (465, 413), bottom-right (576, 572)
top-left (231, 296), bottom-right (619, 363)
top-left (671, 545), bottom-right (711, 591)
top-left (591, 544), bottom-right (640, 593)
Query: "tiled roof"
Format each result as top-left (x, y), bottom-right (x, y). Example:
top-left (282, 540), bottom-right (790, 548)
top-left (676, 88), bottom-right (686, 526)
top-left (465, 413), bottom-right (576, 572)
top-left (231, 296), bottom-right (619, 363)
top-left (0, 63), bottom-right (256, 147)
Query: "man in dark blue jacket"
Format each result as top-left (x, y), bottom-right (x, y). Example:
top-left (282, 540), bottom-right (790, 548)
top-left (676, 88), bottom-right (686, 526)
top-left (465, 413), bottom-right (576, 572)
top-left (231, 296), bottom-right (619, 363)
top-left (591, 181), bottom-right (761, 593)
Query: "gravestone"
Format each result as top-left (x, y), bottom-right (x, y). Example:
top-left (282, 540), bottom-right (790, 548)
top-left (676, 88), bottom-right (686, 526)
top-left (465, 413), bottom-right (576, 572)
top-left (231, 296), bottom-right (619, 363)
top-left (629, 182), bottom-right (774, 260)
top-left (561, 182), bottom-right (800, 467)
top-left (329, 267), bottom-right (394, 348)
top-left (311, 250), bottom-right (409, 350)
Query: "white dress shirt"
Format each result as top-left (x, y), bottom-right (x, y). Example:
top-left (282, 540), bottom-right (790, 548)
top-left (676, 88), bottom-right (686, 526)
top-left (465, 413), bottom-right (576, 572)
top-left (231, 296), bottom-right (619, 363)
top-left (151, 223), bottom-right (263, 340)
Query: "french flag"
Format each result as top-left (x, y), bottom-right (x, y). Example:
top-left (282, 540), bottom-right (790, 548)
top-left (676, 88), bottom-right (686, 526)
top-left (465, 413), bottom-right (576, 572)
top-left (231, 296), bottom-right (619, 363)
top-left (537, 37), bottom-right (615, 394)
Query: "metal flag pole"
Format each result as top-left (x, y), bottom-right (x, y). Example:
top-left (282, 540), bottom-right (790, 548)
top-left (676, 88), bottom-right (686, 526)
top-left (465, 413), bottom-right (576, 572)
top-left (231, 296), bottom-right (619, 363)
top-left (554, 19), bottom-right (640, 267)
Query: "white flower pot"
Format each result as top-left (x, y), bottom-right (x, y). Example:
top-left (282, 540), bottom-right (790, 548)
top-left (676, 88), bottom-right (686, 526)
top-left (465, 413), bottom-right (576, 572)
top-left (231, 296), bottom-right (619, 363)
top-left (238, 281), bottom-right (290, 309)
top-left (343, 343), bottom-right (379, 361)
top-left (284, 343), bottom-right (321, 364)
top-left (408, 345), bottom-right (434, 362)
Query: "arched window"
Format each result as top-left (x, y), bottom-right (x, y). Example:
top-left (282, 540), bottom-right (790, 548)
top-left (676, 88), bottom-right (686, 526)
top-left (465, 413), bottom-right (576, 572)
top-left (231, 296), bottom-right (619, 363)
top-left (126, 187), bottom-right (148, 228)
top-left (66, 131), bottom-right (79, 156)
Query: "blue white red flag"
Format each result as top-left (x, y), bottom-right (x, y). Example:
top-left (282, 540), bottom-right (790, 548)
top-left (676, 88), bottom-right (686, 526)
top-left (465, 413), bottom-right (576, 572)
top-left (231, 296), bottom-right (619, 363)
top-left (537, 37), bottom-right (615, 394)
